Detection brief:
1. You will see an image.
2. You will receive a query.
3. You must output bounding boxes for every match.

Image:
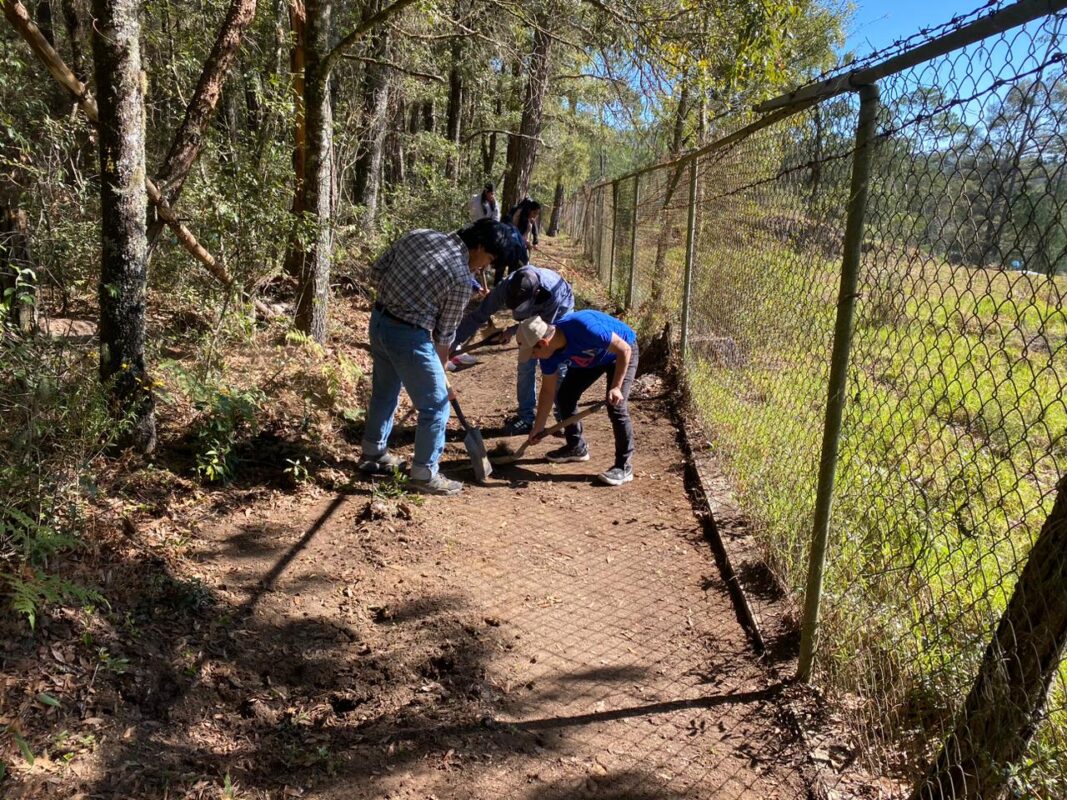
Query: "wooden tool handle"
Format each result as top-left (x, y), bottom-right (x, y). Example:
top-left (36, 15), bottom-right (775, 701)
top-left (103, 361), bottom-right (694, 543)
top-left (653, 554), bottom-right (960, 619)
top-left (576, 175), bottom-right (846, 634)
top-left (513, 401), bottom-right (606, 459)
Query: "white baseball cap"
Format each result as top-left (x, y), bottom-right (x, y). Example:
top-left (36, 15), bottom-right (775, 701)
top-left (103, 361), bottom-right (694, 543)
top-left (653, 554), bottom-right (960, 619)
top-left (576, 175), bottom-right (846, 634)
top-left (516, 316), bottom-right (553, 361)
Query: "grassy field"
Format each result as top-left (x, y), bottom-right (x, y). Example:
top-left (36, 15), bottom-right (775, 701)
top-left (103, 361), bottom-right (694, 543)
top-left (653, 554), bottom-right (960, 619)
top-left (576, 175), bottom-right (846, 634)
top-left (642, 213), bottom-right (1067, 790)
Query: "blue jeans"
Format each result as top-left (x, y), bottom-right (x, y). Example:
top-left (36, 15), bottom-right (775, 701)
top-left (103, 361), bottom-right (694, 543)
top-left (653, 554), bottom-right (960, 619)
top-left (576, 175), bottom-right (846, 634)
top-left (516, 359), bottom-right (568, 424)
top-left (362, 308), bottom-right (450, 481)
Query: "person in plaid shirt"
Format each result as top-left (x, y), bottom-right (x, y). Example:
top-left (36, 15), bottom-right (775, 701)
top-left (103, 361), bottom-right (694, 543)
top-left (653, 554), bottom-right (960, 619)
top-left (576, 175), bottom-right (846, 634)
top-left (359, 219), bottom-right (516, 496)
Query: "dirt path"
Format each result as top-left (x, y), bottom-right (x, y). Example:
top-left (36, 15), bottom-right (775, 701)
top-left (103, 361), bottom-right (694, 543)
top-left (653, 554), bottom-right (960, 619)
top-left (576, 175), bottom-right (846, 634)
top-left (38, 241), bottom-right (813, 799)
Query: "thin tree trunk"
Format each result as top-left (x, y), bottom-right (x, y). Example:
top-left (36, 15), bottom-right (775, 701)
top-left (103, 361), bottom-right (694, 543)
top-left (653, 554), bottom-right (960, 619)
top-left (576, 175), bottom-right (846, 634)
top-left (914, 474), bottom-right (1067, 800)
top-left (1, 205), bottom-right (36, 333)
top-left (146, 0), bottom-right (258, 245)
top-left (352, 4), bottom-right (390, 224)
top-left (385, 94), bottom-right (406, 189)
top-left (282, 0), bottom-right (308, 278)
top-left (546, 178), bottom-right (563, 236)
top-left (444, 34), bottom-right (463, 182)
top-left (91, 0), bottom-right (155, 453)
top-left (649, 84), bottom-right (689, 308)
top-left (502, 24), bottom-right (551, 211)
top-left (293, 0), bottom-right (332, 342)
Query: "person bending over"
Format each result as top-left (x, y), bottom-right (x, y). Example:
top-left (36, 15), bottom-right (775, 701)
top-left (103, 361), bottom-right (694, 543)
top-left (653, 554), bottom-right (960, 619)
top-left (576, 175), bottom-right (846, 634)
top-left (516, 309), bottom-right (639, 486)
top-left (359, 219), bottom-right (517, 496)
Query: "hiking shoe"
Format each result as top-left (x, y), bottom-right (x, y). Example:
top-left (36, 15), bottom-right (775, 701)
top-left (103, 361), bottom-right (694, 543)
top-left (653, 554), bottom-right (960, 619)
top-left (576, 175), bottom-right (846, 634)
top-left (358, 451), bottom-right (406, 476)
top-left (597, 465), bottom-right (634, 486)
top-left (545, 442), bottom-right (590, 463)
top-left (409, 473), bottom-right (463, 496)
top-left (503, 417), bottom-right (534, 436)
top-left (446, 353), bottom-right (478, 372)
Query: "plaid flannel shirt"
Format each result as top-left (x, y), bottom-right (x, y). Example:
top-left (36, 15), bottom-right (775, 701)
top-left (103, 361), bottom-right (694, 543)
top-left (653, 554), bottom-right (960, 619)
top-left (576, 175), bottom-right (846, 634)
top-left (371, 229), bottom-right (473, 347)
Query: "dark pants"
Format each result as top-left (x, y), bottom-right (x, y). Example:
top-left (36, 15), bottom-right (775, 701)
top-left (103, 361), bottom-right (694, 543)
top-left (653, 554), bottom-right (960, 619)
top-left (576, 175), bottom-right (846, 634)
top-left (556, 342), bottom-right (639, 469)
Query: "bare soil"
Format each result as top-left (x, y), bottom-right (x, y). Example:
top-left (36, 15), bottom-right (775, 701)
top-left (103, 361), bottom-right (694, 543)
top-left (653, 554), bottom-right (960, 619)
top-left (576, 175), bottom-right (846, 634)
top-left (1, 240), bottom-right (819, 799)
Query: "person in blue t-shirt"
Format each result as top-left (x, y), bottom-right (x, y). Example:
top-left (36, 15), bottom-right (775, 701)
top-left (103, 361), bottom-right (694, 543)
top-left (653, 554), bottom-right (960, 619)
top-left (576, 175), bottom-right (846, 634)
top-left (515, 309), bottom-right (639, 486)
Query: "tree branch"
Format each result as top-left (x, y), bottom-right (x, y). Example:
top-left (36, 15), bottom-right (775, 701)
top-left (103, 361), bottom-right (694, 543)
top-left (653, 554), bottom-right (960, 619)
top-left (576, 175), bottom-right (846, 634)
top-left (1, 0), bottom-right (277, 318)
top-left (461, 128), bottom-right (546, 145)
top-left (148, 0), bottom-right (258, 244)
top-left (320, 0), bottom-right (420, 80)
top-left (341, 53), bottom-right (444, 83)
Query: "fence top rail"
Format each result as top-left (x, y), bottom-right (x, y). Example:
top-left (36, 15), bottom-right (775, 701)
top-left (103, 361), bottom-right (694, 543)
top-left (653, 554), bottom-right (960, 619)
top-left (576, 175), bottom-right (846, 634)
top-left (756, 0), bottom-right (1067, 112)
top-left (580, 0), bottom-right (1066, 194)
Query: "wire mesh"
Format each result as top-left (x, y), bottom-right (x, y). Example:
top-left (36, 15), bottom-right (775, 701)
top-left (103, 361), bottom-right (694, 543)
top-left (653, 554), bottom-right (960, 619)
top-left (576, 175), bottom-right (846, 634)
top-left (565, 3), bottom-right (1067, 796)
top-left (831, 11), bottom-right (1067, 796)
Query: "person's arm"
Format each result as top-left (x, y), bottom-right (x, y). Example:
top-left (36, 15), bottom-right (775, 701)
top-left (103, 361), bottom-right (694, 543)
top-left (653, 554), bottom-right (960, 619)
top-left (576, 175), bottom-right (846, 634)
top-left (605, 334), bottom-right (632, 407)
top-left (452, 279), bottom-right (508, 350)
top-left (529, 370), bottom-right (559, 442)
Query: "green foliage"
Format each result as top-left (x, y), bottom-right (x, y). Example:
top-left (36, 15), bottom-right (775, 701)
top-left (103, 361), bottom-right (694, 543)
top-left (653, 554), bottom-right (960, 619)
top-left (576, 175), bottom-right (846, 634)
top-left (0, 334), bottom-right (113, 627)
top-left (194, 388), bottom-right (265, 483)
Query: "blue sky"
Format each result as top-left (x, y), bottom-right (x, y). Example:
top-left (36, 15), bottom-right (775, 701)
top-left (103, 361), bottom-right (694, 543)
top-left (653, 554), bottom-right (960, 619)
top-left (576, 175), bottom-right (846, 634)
top-left (843, 0), bottom-right (989, 57)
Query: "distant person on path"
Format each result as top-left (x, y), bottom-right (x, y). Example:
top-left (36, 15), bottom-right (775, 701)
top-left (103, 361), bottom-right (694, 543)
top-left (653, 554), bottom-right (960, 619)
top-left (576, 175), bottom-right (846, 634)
top-left (497, 198), bottom-right (539, 284)
top-left (469, 182), bottom-right (501, 222)
top-left (508, 198), bottom-right (541, 248)
top-left (359, 219), bottom-right (516, 496)
top-left (517, 310), bottom-right (639, 486)
top-left (452, 265), bottom-right (574, 435)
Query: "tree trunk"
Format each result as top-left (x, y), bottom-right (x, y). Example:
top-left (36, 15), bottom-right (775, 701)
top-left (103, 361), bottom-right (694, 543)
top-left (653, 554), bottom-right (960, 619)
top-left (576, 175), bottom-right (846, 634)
top-left (649, 84), bottom-right (689, 308)
top-left (385, 94), bottom-right (406, 189)
top-left (809, 102), bottom-right (824, 210)
top-left (244, 65), bottom-right (262, 134)
top-left (444, 35), bottom-right (463, 182)
top-left (146, 0), bottom-right (258, 245)
top-left (502, 24), bottom-right (552, 211)
top-left (282, 0), bottom-right (308, 278)
top-left (352, 4), bottom-right (390, 224)
top-left (293, 0), bottom-right (332, 342)
top-left (0, 205), bottom-right (36, 333)
top-left (914, 474), bottom-right (1067, 800)
top-left (59, 0), bottom-right (87, 81)
top-left (421, 98), bottom-right (434, 132)
top-left (546, 178), bottom-right (563, 236)
top-left (91, 0), bottom-right (155, 453)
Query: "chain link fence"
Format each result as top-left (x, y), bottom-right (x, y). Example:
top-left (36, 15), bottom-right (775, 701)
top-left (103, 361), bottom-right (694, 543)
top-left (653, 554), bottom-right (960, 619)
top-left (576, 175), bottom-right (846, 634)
top-left (563, 1), bottom-right (1067, 796)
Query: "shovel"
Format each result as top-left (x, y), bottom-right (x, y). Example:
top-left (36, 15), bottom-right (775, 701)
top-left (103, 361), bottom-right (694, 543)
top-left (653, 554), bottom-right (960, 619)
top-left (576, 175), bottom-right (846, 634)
top-left (490, 402), bottom-right (606, 464)
top-left (448, 386), bottom-right (492, 484)
top-left (457, 323), bottom-right (519, 355)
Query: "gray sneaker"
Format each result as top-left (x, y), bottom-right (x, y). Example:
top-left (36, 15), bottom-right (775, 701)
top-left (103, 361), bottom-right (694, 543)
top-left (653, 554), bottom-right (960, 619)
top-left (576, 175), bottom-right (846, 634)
top-left (409, 473), bottom-right (463, 496)
top-left (358, 451), bottom-right (406, 476)
top-left (597, 465), bottom-right (634, 486)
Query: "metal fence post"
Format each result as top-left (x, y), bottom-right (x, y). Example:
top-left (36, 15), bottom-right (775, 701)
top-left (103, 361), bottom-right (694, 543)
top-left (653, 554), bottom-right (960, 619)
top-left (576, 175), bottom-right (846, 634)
top-left (797, 82), bottom-right (881, 683)
top-left (596, 187), bottom-right (605, 274)
top-left (608, 181), bottom-right (619, 297)
top-left (680, 158), bottom-right (699, 360)
top-left (627, 174), bottom-right (640, 310)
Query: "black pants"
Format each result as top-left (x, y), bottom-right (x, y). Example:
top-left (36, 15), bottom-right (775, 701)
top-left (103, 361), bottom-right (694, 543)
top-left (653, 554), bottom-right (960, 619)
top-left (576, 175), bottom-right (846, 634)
top-left (556, 341), bottom-right (639, 469)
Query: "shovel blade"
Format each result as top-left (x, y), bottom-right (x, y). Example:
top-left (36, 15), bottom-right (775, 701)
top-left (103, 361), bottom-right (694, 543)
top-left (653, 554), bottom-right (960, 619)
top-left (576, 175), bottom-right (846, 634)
top-left (464, 427), bottom-right (493, 483)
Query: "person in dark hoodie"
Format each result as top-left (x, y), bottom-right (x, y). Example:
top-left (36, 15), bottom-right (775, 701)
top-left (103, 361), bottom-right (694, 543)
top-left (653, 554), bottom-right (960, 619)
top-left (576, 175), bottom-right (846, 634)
top-left (452, 265), bottom-right (574, 435)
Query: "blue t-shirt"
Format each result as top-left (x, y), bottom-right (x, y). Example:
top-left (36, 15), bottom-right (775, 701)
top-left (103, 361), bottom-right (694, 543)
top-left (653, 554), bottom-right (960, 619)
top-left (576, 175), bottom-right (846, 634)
top-left (539, 310), bottom-right (637, 376)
